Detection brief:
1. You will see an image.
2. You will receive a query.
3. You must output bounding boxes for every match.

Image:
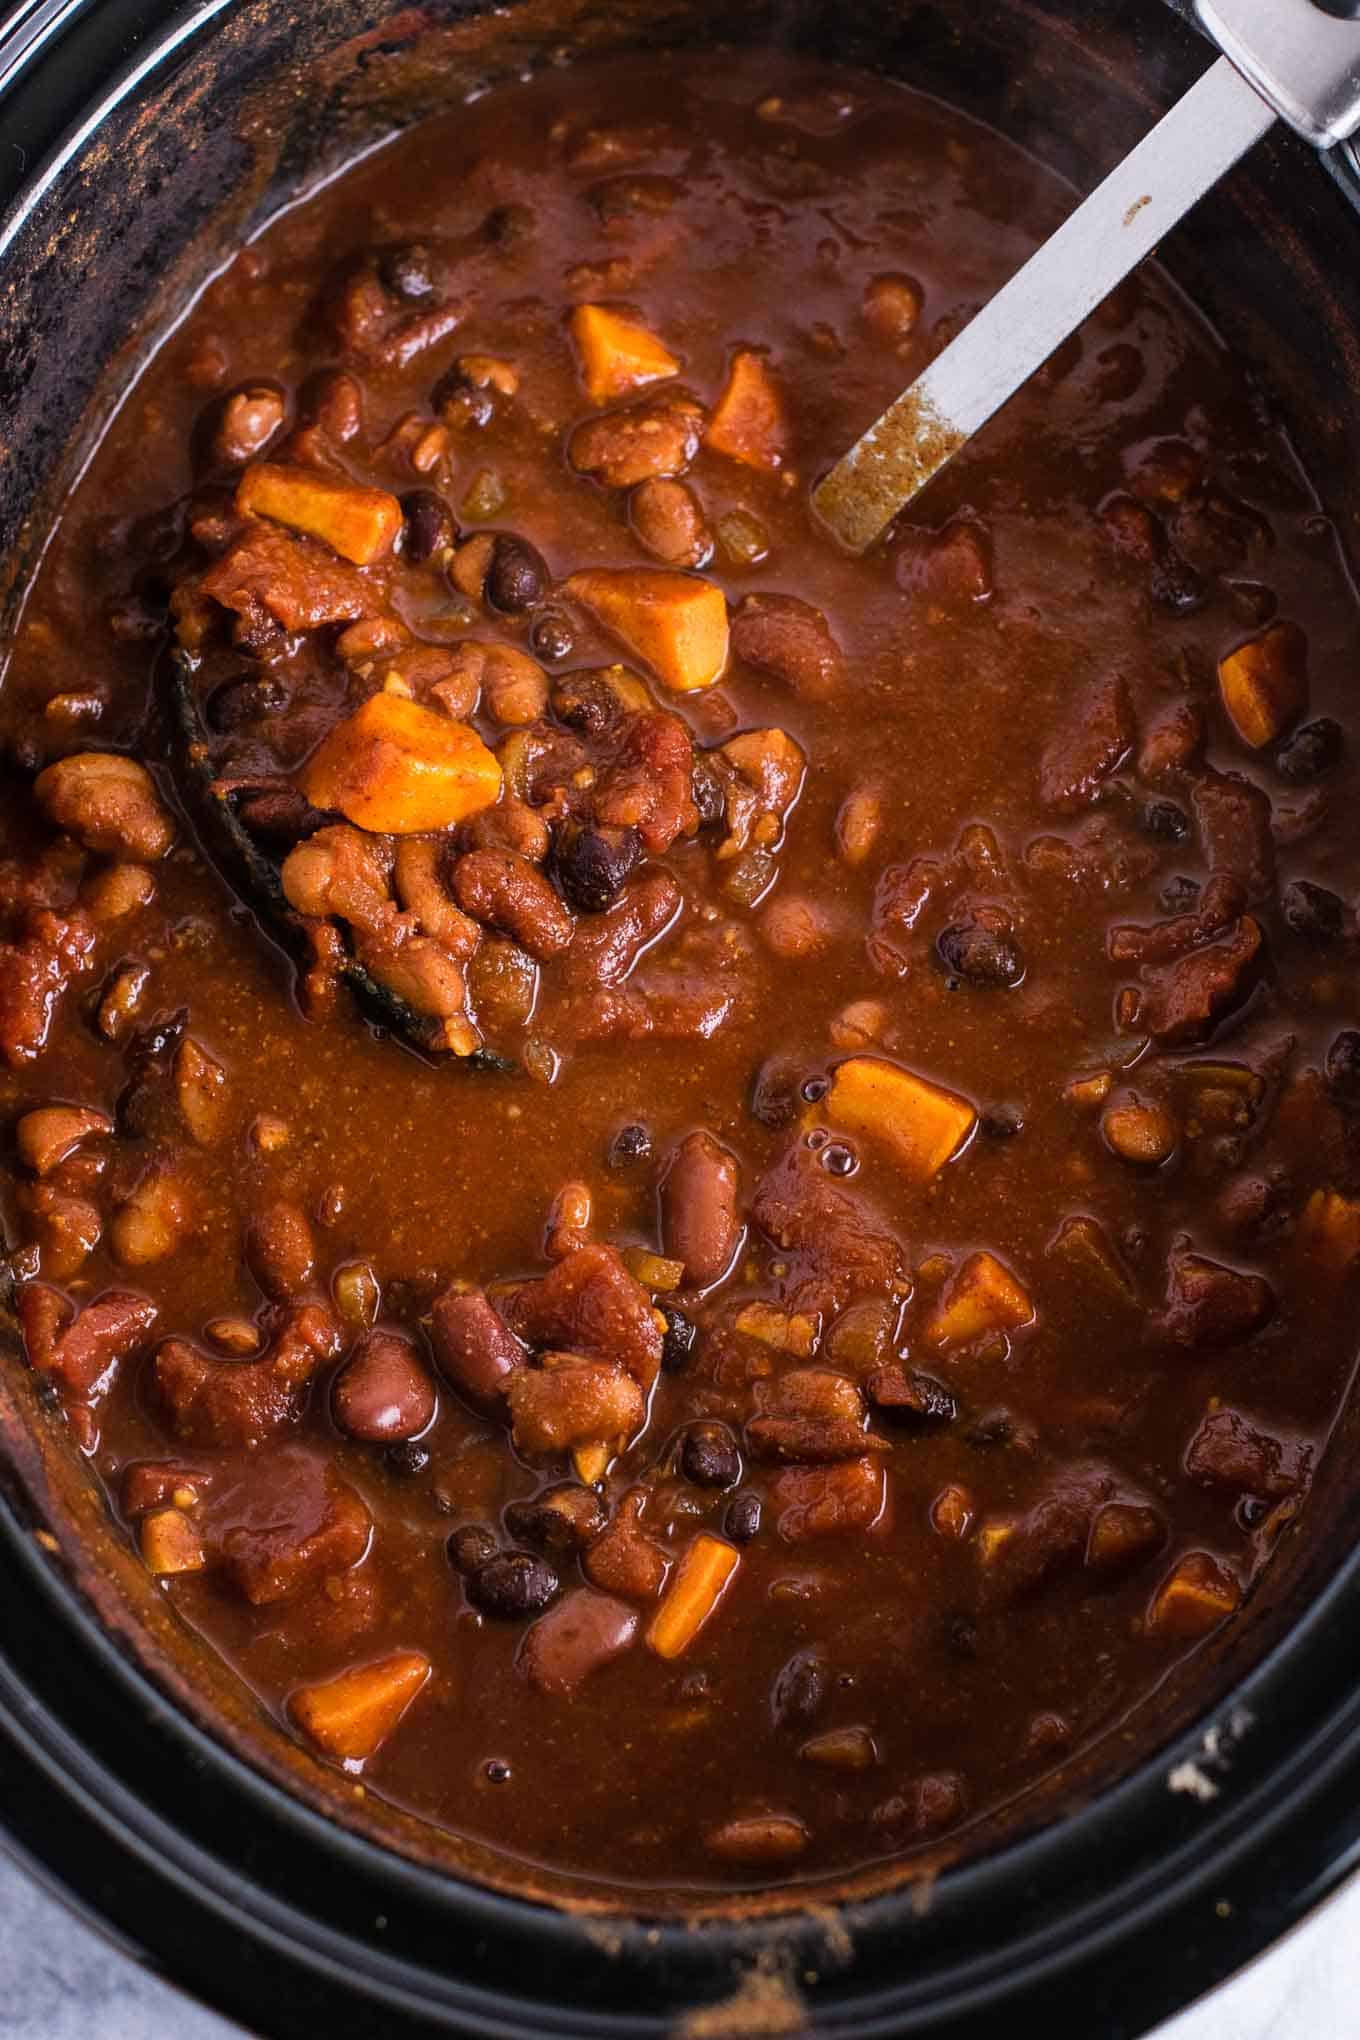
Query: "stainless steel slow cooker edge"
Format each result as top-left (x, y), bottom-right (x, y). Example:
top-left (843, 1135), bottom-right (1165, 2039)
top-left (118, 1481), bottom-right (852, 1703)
top-left (2, 2), bottom-right (1360, 2035)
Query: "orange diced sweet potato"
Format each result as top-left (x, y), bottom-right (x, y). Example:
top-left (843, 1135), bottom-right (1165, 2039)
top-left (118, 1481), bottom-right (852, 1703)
top-left (975, 1516), bottom-right (1017, 1566)
top-left (565, 567), bottom-right (728, 692)
top-left (646, 1532), bottom-right (739, 1658)
top-left (705, 349), bottom-right (788, 470)
top-left (140, 1506), bottom-right (206, 1576)
top-left (1217, 621), bottom-right (1307, 749)
top-left (569, 304), bottom-right (680, 405)
top-left (924, 1251), bottom-right (1034, 1347)
top-left (237, 462), bottom-right (402, 566)
top-left (288, 1649), bottom-right (431, 1763)
top-left (1296, 1187), bottom-right (1360, 1275)
top-left (300, 694), bottom-right (502, 833)
top-left (1146, 1551), bottom-right (1240, 1639)
top-left (818, 1055), bottom-right (976, 1180)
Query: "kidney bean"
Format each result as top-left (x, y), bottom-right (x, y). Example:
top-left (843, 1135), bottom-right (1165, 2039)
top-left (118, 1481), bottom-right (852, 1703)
top-left (430, 1288), bottom-right (524, 1404)
top-left (333, 1329), bottom-right (436, 1441)
top-left (659, 1130), bottom-right (742, 1287)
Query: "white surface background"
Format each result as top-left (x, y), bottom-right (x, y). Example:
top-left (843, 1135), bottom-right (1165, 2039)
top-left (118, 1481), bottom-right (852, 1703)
top-left (1, 1843), bottom-right (1355, 2039)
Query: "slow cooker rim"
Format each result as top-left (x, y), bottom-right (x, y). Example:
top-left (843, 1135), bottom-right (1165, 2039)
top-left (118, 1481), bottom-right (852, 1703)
top-left (3, 2), bottom-right (1360, 2034)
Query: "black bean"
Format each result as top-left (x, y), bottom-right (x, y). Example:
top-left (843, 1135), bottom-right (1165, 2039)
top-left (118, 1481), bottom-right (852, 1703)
top-left (748, 1058), bottom-right (801, 1130)
top-left (820, 1143), bottom-right (857, 1176)
top-left (484, 1758), bottom-right (513, 1783)
top-left (467, 1549), bottom-right (560, 1619)
top-left (486, 533), bottom-right (547, 614)
top-left (504, 1483), bottom-right (605, 1554)
top-left (386, 1440), bottom-right (431, 1478)
top-left (1148, 546), bottom-right (1206, 615)
top-left (529, 607), bottom-right (576, 662)
top-left (724, 1492), bottom-right (762, 1544)
top-left (448, 1524), bottom-right (498, 1574)
top-left (607, 1122), bottom-right (652, 1169)
top-left (1237, 1495), bottom-right (1271, 1531)
top-left (554, 822), bottom-right (641, 913)
top-left (206, 673), bottom-right (288, 733)
top-left (979, 1107), bottom-right (1024, 1139)
top-left (771, 1647), bottom-right (828, 1731)
top-left (680, 1422), bottom-right (741, 1489)
top-left (966, 1407), bottom-right (1017, 1449)
top-left (1276, 717), bottom-right (1344, 783)
top-left (660, 1304), bottom-right (698, 1372)
top-left (402, 488), bottom-right (457, 563)
top-left (379, 241), bottom-right (435, 301)
top-left (1139, 799), bottom-right (1191, 843)
top-left (483, 202), bottom-right (535, 247)
top-left (1325, 1029), bottom-right (1360, 1102)
top-left (690, 753), bottom-right (727, 830)
top-left (1159, 874), bottom-right (1201, 914)
top-left (1282, 878), bottom-right (1346, 943)
top-left (935, 917), bottom-right (1024, 989)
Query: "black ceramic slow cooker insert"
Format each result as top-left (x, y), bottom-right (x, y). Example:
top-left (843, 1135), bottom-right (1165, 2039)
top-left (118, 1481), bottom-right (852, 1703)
top-left (2, 3), bottom-right (1360, 2034)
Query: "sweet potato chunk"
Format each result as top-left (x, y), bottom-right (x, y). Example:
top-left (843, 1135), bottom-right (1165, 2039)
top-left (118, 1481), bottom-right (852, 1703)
top-left (289, 1651), bottom-right (430, 1762)
top-left (141, 1507), bottom-right (206, 1576)
top-left (818, 1056), bottom-right (976, 1180)
top-left (1218, 621), bottom-right (1307, 749)
top-left (1295, 1187), bottom-right (1360, 1275)
top-left (924, 1252), bottom-right (1034, 1347)
top-left (300, 694), bottom-right (502, 833)
top-left (569, 304), bottom-right (680, 405)
top-left (1146, 1551), bottom-right (1240, 1639)
top-left (507, 1355), bottom-right (646, 1454)
top-left (566, 568), bottom-right (728, 692)
top-left (237, 461), bottom-right (402, 565)
top-left (705, 349), bottom-right (788, 470)
top-left (646, 1533), bottom-right (739, 1657)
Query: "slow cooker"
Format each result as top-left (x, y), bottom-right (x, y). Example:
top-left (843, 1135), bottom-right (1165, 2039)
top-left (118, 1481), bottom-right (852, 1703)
top-left (2, 2), bottom-right (1360, 2034)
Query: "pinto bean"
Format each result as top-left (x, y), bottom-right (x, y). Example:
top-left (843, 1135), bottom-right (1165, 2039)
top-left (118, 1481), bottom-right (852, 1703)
top-left (430, 1288), bottom-right (524, 1403)
top-left (452, 849), bottom-right (574, 959)
top-left (16, 1104), bottom-right (112, 1176)
top-left (628, 478), bottom-right (713, 567)
top-left (569, 393), bottom-right (704, 487)
top-left (35, 753), bottom-right (175, 861)
top-left (659, 1130), bottom-right (742, 1287)
top-left (246, 1198), bottom-right (317, 1300)
top-left (333, 1329), bottom-right (436, 1441)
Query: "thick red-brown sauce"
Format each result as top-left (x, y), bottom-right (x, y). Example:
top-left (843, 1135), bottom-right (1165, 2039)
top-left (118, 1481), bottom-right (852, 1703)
top-left (3, 51), bottom-right (1360, 1893)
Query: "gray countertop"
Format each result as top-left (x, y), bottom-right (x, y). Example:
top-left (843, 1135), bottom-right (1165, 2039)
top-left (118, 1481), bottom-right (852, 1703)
top-left (1, 1842), bottom-right (1355, 2040)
